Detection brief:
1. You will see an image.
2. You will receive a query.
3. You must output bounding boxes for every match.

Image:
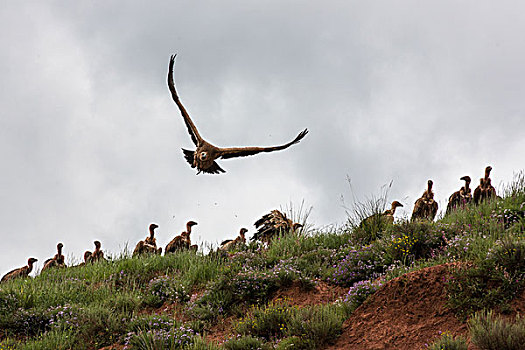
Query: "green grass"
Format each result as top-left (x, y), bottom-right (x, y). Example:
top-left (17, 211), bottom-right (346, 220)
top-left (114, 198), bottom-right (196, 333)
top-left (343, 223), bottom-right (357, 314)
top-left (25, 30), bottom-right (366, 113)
top-left (2, 172), bottom-right (525, 349)
top-left (469, 310), bottom-right (525, 350)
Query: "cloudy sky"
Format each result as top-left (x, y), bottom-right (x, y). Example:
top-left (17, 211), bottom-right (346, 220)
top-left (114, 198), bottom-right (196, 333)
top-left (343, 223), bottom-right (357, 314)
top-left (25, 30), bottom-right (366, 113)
top-left (1, 1), bottom-right (524, 275)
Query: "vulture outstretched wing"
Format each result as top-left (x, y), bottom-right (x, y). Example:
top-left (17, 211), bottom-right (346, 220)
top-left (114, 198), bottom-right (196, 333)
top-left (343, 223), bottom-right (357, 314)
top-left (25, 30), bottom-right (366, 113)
top-left (219, 129), bottom-right (309, 160)
top-left (168, 55), bottom-right (203, 147)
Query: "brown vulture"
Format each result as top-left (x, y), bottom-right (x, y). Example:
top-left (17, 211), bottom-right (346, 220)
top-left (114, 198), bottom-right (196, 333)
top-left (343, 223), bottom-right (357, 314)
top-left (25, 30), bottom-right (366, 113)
top-left (133, 223), bottom-right (162, 257)
top-left (165, 221), bottom-right (198, 254)
top-left (1, 258), bottom-right (38, 282)
top-left (446, 176), bottom-right (472, 214)
top-left (168, 54), bottom-right (308, 174)
top-left (474, 166), bottom-right (497, 204)
top-left (251, 210), bottom-right (303, 244)
top-left (411, 180), bottom-right (439, 221)
top-left (362, 200), bottom-right (404, 226)
top-left (42, 243), bottom-right (66, 271)
top-left (75, 250), bottom-right (93, 267)
top-left (473, 178), bottom-right (484, 205)
top-left (220, 228), bottom-right (248, 251)
top-left (90, 241), bottom-right (106, 263)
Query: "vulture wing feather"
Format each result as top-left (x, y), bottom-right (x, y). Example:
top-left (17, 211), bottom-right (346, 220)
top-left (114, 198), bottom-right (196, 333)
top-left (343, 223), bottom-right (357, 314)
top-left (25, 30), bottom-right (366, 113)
top-left (168, 55), bottom-right (203, 147)
top-left (219, 129), bottom-right (308, 160)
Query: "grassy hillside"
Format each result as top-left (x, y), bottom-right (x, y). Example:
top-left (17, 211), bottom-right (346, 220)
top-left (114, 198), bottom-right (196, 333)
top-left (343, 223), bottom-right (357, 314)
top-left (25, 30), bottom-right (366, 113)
top-left (1, 174), bottom-right (525, 350)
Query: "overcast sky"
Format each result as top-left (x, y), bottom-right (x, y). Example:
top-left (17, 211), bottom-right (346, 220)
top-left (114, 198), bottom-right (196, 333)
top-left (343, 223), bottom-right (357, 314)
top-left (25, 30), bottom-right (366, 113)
top-left (1, 1), bottom-right (524, 276)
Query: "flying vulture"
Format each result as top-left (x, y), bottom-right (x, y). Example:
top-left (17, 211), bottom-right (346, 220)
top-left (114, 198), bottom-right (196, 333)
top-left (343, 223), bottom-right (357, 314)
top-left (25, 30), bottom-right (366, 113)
top-left (168, 54), bottom-right (308, 174)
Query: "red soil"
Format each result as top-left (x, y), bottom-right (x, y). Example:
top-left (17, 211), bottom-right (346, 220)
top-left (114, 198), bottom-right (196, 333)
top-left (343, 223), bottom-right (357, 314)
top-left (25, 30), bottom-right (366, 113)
top-left (327, 264), bottom-right (470, 350)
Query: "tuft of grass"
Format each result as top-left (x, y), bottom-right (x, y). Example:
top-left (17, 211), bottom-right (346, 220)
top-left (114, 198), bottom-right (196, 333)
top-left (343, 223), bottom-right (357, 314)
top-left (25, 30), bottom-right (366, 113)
top-left (469, 310), bottom-right (525, 350)
top-left (427, 331), bottom-right (468, 350)
top-left (222, 335), bottom-right (270, 350)
top-left (342, 179), bottom-right (394, 244)
top-left (235, 299), bottom-right (345, 348)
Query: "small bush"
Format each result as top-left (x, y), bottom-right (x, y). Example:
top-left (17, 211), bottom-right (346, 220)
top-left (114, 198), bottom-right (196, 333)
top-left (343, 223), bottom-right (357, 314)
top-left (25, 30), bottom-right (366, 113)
top-left (127, 325), bottom-right (197, 350)
top-left (286, 304), bottom-right (345, 346)
top-left (331, 246), bottom-right (385, 287)
top-left (384, 221), bottom-right (444, 265)
top-left (428, 331), bottom-right (467, 350)
top-left (222, 335), bottom-right (269, 350)
top-left (446, 239), bottom-right (525, 319)
top-left (340, 279), bottom-right (383, 314)
top-left (236, 299), bottom-right (292, 339)
top-left (275, 336), bottom-right (315, 350)
top-left (143, 276), bottom-right (190, 307)
top-left (469, 310), bottom-right (525, 350)
top-left (235, 300), bottom-right (345, 348)
top-left (446, 264), bottom-right (515, 319)
top-left (487, 239), bottom-right (525, 277)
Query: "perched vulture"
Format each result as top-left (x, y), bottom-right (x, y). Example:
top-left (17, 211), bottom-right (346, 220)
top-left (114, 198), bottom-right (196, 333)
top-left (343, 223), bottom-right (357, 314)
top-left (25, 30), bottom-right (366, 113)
top-left (474, 166), bottom-right (497, 204)
top-left (1, 258), bottom-right (38, 282)
top-left (165, 221), bottom-right (198, 254)
top-left (446, 176), bottom-right (472, 214)
top-left (251, 210), bottom-right (303, 244)
top-left (473, 178), bottom-right (484, 205)
top-left (411, 180), bottom-right (439, 221)
top-left (90, 241), bottom-right (106, 263)
top-left (168, 54), bottom-right (308, 174)
top-left (42, 243), bottom-right (66, 271)
top-left (360, 201), bottom-right (404, 228)
top-left (133, 223), bottom-right (162, 257)
top-left (220, 228), bottom-right (248, 251)
top-left (75, 250), bottom-right (93, 267)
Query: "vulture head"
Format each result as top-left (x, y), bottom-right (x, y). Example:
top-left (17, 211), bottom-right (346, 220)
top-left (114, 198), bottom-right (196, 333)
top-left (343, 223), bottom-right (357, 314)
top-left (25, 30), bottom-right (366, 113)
top-left (485, 166), bottom-right (493, 178)
top-left (94, 240), bottom-right (101, 249)
top-left (28, 257), bottom-right (38, 266)
top-left (391, 201), bottom-right (404, 209)
top-left (83, 251), bottom-right (92, 262)
top-left (186, 221), bottom-right (198, 233)
top-left (460, 175), bottom-right (471, 184)
top-left (292, 223), bottom-right (304, 231)
top-left (239, 228), bottom-right (248, 238)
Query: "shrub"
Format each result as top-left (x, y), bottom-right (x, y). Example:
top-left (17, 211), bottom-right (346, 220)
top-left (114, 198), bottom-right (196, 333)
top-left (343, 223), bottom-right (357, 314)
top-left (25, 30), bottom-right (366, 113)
top-left (340, 279), bottom-right (383, 314)
top-left (285, 304), bottom-right (345, 347)
top-left (275, 336), bottom-right (315, 349)
top-left (235, 300), bottom-right (345, 348)
top-left (469, 310), bottom-right (525, 350)
top-left (143, 276), bottom-right (190, 307)
top-left (222, 335), bottom-right (269, 350)
top-left (446, 239), bottom-right (525, 318)
top-left (331, 246), bottom-right (385, 287)
top-left (427, 331), bottom-right (467, 350)
top-left (235, 299), bottom-right (292, 339)
top-left (487, 239), bottom-right (525, 277)
top-left (446, 264), bottom-right (516, 319)
top-left (384, 221), bottom-right (444, 265)
top-left (126, 325), bottom-right (197, 350)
